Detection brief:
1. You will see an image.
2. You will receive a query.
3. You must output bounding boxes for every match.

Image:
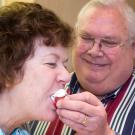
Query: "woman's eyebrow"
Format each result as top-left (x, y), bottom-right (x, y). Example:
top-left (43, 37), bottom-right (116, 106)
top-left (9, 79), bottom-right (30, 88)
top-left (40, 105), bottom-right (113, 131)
top-left (63, 58), bottom-right (68, 63)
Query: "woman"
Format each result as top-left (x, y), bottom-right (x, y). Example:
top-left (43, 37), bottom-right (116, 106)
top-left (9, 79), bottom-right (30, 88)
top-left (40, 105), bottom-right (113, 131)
top-left (0, 2), bottom-right (73, 135)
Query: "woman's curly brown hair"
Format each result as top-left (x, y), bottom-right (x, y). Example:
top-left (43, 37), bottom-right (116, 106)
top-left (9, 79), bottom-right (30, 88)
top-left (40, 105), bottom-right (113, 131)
top-left (0, 2), bottom-right (73, 92)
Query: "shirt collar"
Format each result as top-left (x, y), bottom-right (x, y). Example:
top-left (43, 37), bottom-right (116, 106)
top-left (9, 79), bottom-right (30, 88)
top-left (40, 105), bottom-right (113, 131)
top-left (69, 73), bottom-right (80, 94)
top-left (69, 72), bottom-right (122, 104)
top-left (100, 87), bottom-right (121, 105)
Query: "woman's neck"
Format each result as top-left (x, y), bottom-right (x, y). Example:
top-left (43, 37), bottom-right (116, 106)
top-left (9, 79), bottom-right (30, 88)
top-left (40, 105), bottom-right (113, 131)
top-left (0, 90), bottom-right (26, 134)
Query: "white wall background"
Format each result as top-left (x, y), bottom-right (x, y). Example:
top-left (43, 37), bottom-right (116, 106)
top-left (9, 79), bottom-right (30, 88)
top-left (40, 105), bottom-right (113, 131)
top-left (35, 0), bottom-right (89, 26)
top-left (2, 0), bottom-right (135, 26)
top-left (1, 0), bottom-right (35, 6)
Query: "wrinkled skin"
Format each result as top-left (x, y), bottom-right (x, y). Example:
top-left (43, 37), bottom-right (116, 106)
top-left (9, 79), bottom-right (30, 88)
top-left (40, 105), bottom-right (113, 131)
top-left (56, 7), bottom-right (135, 135)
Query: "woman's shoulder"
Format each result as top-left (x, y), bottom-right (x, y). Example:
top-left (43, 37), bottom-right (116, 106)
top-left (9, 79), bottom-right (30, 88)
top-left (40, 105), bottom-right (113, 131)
top-left (11, 128), bottom-right (30, 135)
top-left (0, 129), bottom-right (5, 135)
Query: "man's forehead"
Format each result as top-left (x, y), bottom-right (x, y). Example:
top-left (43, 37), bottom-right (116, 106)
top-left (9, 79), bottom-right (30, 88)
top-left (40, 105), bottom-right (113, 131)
top-left (78, 7), bottom-right (128, 34)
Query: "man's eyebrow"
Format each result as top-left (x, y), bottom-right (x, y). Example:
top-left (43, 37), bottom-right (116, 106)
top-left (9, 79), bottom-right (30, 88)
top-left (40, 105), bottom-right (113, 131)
top-left (79, 31), bottom-right (120, 40)
top-left (79, 31), bottom-right (94, 37)
top-left (101, 36), bottom-right (120, 41)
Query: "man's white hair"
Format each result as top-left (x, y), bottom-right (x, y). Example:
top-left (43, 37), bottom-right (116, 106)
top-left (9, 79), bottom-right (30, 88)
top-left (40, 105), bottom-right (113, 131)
top-left (75, 0), bottom-right (135, 41)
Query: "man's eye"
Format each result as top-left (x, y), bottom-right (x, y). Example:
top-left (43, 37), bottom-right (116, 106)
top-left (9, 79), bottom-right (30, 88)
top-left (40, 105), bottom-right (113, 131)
top-left (45, 63), bottom-right (57, 68)
top-left (102, 40), bottom-right (118, 47)
top-left (81, 36), bottom-right (94, 42)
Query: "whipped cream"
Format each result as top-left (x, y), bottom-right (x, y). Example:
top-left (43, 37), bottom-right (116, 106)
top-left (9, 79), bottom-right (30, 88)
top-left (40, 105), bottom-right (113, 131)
top-left (51, 89), bottom-right (68, 108)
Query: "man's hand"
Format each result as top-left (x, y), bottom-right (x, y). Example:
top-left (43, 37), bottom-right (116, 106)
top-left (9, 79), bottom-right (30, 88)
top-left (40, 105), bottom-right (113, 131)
top-left (56, 91), bottom-right (114, 135)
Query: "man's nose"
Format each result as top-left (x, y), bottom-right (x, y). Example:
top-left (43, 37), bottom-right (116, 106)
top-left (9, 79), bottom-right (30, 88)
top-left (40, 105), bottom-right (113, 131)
top-left (87, 40), bottom-right (104, 57)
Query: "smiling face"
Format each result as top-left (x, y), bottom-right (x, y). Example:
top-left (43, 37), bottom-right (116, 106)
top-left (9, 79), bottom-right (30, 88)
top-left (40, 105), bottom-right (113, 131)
top-left (73, 7), bottom-right (135, 95)
top-left (12, 38), bottom-right (70, 121)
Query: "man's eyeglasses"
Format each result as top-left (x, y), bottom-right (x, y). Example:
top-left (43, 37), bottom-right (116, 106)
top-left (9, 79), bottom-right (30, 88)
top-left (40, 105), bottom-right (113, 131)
top-left (79, 33), bottom-right (129, 50)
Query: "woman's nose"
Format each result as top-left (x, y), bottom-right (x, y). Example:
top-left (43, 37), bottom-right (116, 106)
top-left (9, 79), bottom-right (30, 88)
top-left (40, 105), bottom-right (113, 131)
top-left (57, 66), bottom-right (70, 86)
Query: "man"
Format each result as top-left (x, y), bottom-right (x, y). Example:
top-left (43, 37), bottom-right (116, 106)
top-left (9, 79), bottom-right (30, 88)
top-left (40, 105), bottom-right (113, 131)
top-left (25, 0), bottom-right (135, 135)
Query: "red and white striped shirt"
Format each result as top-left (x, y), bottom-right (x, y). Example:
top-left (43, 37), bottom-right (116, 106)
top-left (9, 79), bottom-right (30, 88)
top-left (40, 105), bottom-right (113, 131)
top-left (24, 71), bottom-right (135, 135)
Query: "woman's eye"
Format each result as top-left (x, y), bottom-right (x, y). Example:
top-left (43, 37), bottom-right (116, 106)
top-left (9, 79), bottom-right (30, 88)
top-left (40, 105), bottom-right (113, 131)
top-left (45, 63), bottom-right (57, 68)
top-left (63, 64), bottom-right (68, 70)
